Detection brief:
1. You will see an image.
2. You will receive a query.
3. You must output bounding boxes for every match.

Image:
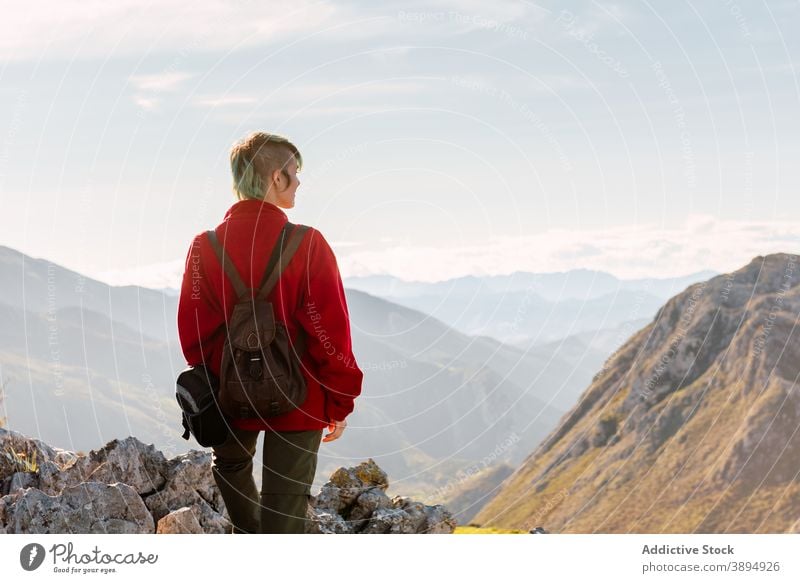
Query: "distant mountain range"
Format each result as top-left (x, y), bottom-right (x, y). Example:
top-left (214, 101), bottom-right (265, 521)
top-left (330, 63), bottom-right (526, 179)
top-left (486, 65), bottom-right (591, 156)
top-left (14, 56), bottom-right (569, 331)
top-left (9, 245), bottom-right (795, 531)
top-left (474, 253), bottom-right (800, 533)
top-left (0, 244), bottom-right (579, 503)
top-left (343, 270), bottom-right (715, 346)
top-left (344, 270), bottom-right (718, 302)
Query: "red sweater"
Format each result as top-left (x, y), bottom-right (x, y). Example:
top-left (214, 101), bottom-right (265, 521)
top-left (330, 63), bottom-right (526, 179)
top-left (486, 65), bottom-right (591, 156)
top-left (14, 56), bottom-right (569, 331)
top-left (177, 199), bottom-right (363, 432)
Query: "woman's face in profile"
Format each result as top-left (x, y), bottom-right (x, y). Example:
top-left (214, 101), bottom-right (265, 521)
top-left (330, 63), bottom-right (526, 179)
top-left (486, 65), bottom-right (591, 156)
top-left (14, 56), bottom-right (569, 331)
top-left (272, 157), bottom-right (300, 209)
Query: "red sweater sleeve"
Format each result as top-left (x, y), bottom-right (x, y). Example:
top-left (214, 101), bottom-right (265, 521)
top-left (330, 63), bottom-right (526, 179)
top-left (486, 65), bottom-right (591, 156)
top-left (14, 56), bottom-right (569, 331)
top-left (177, 233), bottom-right (225, 368)
top-left (295, 228), bottom-right (363, 422)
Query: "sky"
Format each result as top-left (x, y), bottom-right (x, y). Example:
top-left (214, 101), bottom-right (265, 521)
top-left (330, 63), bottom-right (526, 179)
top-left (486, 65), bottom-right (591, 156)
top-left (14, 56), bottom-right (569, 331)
top-left (1, 0), bottom-right (799, 287)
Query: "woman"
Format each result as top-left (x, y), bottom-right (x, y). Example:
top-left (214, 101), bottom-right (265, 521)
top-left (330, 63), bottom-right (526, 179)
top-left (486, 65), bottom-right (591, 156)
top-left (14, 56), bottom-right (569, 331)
top-left (177, 132), bottom-right (363, 533)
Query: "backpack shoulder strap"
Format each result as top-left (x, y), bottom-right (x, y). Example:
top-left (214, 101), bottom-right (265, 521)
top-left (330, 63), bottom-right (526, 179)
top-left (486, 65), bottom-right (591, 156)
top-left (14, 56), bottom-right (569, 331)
top-left (256, 221), bottom-right (293, 295)
top-left (256, 222), bottom-right (310, 301)
top-left (206, 230), bottom-right (248, 299)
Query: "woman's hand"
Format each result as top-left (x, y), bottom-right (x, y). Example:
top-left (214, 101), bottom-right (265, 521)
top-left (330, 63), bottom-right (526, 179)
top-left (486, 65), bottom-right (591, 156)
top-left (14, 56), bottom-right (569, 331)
top-left (322, 418), bottom-right (347, 442)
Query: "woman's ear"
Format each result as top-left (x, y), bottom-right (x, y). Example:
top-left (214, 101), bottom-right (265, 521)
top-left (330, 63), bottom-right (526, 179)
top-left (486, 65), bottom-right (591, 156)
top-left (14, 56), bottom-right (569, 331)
top-left (272, 168), bottom-right (283, 187)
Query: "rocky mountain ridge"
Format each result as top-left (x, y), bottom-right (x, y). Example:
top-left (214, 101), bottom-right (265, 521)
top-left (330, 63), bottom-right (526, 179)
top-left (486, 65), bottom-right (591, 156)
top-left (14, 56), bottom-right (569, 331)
top-left (475, 253), bottom-right (800, 533)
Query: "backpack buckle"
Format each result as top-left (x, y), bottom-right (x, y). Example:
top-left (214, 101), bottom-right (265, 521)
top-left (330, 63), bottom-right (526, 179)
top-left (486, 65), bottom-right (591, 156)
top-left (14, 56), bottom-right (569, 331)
top-left (269, 401), bottom-right (280, 416)
top-left (248, 354), bottom-right (263, 379)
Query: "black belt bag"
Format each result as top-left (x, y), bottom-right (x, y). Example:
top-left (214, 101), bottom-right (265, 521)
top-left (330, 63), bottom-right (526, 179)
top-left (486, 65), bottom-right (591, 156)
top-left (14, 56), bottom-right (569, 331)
top-left (176, 365), bottom-right (230, 447)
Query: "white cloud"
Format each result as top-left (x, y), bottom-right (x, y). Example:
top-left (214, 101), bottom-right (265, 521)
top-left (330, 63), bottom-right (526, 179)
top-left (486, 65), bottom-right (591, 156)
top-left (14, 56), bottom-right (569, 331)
top-left (281, 80), bottom-right (431, 101)
top-left (336, 215), bottom-right (800, 281)
top-left (96, 216), bottom-right (800, 290)
top-left (0, 0), bottom-right (340, 61)
top-left (129, 72), bottom-right (193, 93)
top-left (132, 95), bottom-right (160, 111)
top-left (419, 0), bottom-right (546, 30)
top-left (129, 71), bottom-right (193, 111)
top-left (195, 80), bottom-right (428, 111)
top-left (207, 79), bottom-right (431, 120)
top-left (193, 95), bottom-right (258, 108)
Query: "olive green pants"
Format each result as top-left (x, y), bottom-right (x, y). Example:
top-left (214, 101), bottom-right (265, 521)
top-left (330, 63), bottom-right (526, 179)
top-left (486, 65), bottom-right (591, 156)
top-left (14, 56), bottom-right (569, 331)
top-left (211, 425), bottom-right (323, 534)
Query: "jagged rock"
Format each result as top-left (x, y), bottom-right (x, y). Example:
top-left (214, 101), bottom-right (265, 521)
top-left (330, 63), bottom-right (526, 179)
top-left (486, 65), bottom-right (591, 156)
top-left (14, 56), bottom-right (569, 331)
top-left (355, 497), bottom-right (454, 534)
top-left (388, 498), bottom-right (428, 533)
top-left (305, 507), bottom-right (350, 534)
top-left (0, 429), bottom-right (228, 534)
top-left (312, 484), bottom-right (346, 514)
top-left (1, 481), bottom-right (154, 533)
top-left (0, 428), bottom-right (58, 488)
top-left (0, 428), bottom-right (59, 464)
top-left (333, 458), bottom-right (389, 489)
top-left (359, 506), bottom-right (409, 533)
top-left (53, 450), bottom-right (79, 468)
top-left (306, 459), bottom-right (455, 534)
top-left (421, 504), bottom-right (459, 534)
top-left (347, 486), bottom-right (393, 528)
top-left (39, 437), bottom-right (168, 497)
top-left (390, 496), bottom-right (456, 533)
top-left (157, 507), bottom-right (203, 534)
top-left (1, 430), bottom-right (453, 534)
top-left (312, 458), bottom-right (388, 516)
top-left (4, 471), bottom-right (37, 494)
top-left (319, 458), bottom-right (389, 512)
top-left (144, 449), bottom-right (228, 533)
top-left (410, 501), bottom-right (457, 534)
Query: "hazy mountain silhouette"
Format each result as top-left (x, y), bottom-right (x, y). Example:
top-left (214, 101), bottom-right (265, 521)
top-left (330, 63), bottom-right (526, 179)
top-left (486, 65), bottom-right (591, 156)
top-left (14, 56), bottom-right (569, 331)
top-left (344, 270), bottom-right (714, 345)
top-left (0, 245), bottom-right (568, 502)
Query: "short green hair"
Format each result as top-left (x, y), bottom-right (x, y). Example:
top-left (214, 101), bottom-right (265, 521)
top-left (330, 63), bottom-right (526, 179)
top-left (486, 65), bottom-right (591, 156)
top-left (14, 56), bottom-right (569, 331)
top-left (229, 132), bottom-right (303, 201)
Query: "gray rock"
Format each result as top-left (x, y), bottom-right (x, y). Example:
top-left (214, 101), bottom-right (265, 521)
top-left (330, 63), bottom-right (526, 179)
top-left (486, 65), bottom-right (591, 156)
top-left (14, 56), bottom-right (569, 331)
top-left (306, 459), bottom-right (455, 534)
top-left (318, 458), bottom-right (390, 512)
top-left (0, 430), bottom-right (453, 535)
top-left (358, 506), bottom-right (407, 533)
top-left (7, 471), bottom-right (37, 492)
top-left (144, 449), bottom-right (225, 530)
top-left (0, 430), bottom-right (227, 534)
top-left (53, 449), bottom-right (79, 469)
top-left (41, 437), bottom-right (168, 497)
top-left (313, 483), bottom-right (347, 514)
top-left (0, 428), bottom-right (58, 481)
top-left (388, 496), bottom-right (436, 533)
top-left (1, 481), bottom-right (154, 534)
top-left (157, 507), bottom-right (203, 534)
top-left (305, 508), bottom-right (350, 534)
top-left (418, 504), bottom-right (459, 534)
top-left (347, 487), bottom-right (393, 530)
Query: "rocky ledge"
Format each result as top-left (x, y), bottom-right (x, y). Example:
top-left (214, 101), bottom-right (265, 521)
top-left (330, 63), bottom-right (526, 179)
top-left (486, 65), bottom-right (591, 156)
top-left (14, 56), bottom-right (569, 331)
top-left (0, 428), bottom-right (455, 534)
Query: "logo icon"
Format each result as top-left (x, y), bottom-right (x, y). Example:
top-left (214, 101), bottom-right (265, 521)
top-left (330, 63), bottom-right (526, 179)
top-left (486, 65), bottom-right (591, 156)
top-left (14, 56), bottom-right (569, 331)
top-left (20, 543), bottom-right (46, 571)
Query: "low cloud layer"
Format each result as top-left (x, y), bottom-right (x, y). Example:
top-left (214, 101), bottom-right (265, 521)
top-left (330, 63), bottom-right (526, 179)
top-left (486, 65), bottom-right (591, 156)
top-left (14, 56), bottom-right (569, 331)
top-left (95, 215), bottom-right (800, 288)
top-left (337, 215), bottom-right (800, 281)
